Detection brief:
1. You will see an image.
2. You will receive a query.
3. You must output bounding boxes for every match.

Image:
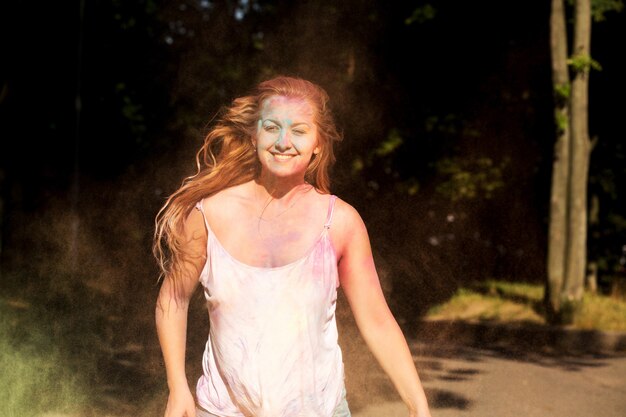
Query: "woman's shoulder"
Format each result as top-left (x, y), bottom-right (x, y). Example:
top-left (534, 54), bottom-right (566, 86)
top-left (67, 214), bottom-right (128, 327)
top-left (327, 196), bottom-right (371, 261)
top-left (193, 184), bottom-right (254, 231)
top-left (331, 195), bottom-right (362, 222)
top-left (329, 195), bottom-right (367, 241)
top-left (201, 182), bottom-right (253, 207)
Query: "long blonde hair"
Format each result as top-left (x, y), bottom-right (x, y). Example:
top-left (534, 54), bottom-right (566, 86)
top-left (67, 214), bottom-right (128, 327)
top-left (153, 76), bottom-right (343, 289)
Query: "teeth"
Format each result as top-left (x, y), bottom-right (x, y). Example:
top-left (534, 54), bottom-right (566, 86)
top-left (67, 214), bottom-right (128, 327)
top-left (273, 154), bottom-right (294, 161)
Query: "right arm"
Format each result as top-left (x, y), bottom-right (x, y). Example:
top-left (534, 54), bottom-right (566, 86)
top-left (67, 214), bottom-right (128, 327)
top-left (155, 207), bottom-right (207, 417)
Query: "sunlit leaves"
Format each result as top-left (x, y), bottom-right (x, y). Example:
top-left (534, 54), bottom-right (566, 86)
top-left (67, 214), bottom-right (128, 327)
top-left (374, 128), bottom-right (403, 157)
top-left (555, 111), bottom-right (569, 133)
top-left (591, 0), bottom-right (624, 21)
top-left (567, 54), bottom-right (603, 73)
top-left (566, 0), bottom-right (624, 21)
top-left (115, 83), bottom-right (147, 141)
top-left (405, 4), bottom-right (437, 25)
top-left (435, 156), bottom-right (509, 201)
top-left (554, 82), bottom-right (571, 101)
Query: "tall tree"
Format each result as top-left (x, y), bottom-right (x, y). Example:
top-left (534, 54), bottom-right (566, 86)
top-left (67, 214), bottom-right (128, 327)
top-left (546, 0), bottom-right (622, 322)
top-left (564, 0), bottom-right (592, 304)
top-left (546, 0), bottom-right (571, 321)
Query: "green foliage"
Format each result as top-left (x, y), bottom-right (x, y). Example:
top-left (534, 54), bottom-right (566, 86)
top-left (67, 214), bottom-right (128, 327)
top-left (252, 32), bottom-right (265, 50)
top-left (112, 0), bottom-right (159, 31)
top-left (351, 128), bottom-right (405, 171)
top-left (434, 156), bottom-right (509, 201)
top-left (607, 213), bottom-right (626, 232)
top-left (555, 111), bottom-right (569, 133)
top-left (424, 114), bottom-right (459, 134)
top-left (589, 142), bottom-right (626, 278)
top-left (0, 299), bottom-right (88, 417)
top-left (591, 0), bottom-right (624, 21)
top-left (566, 0), bottom-right (624, 21)
top-left (567, 54), bottom-right (603, 74)
top-left (405, 4), bottom-right (437, 25)
top-left (351, 156), bottom-right (365, 175)
top-left (594, 168), bottom-right (618, 198)
top-left (395, 177), bottom-right (420, 196)
top-left (353, 128), bottom-right (426, 197)
top-left (374, 128), bottom-right (404, 157)
top-left (554, 82), bottom-right (571, 100)
top-left (123, 99), bottom-right (147, 137)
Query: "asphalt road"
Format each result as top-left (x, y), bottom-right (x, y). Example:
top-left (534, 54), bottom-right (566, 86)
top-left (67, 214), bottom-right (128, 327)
top-left (346, 341), bottom-right (626, 417)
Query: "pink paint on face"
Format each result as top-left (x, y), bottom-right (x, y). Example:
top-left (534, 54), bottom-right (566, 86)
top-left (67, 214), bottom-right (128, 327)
top-left (254, 96), bottom-right (320, 180)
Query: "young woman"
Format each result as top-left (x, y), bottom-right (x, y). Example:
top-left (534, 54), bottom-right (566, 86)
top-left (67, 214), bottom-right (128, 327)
top-left (153, 76), bottom-right (432, 417)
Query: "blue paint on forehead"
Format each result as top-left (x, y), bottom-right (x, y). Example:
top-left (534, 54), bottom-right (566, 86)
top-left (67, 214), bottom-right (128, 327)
top-left (260, 96), bottom-right (313, 127)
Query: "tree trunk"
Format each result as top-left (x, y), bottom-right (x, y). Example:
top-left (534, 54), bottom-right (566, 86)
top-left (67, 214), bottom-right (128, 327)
top-left (586, 194), bottom-right (599, 293)
top-left (563, 0), bottom-right (592, 304)
top-left (546, 0), bottom-right (571, 319)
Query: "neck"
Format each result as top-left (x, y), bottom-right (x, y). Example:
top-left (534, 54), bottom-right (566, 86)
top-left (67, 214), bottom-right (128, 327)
top-left (255, 171), bottom-right (309, 200)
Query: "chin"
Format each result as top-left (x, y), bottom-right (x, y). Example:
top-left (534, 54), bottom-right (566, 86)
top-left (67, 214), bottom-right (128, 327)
top-left (261, 166), bottom-right (308, 179)
top-left (261, 162), bottom-right (309, 177)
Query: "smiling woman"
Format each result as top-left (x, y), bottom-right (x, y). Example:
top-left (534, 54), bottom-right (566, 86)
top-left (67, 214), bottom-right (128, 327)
top-left (152, 76), bottom-right (432, 417)
top-left (255, 96), bottom-right (321, 182)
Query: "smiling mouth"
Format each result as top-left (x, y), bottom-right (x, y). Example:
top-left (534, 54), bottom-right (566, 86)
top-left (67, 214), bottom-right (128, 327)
top-left (271, 153), bottom-right (296, 161)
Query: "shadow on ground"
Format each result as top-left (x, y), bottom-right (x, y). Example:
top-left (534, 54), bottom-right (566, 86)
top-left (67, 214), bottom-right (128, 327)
top-left (89, 287), bottom-right (626, 417)
top-left (337, 292), bottom-right (626, 415)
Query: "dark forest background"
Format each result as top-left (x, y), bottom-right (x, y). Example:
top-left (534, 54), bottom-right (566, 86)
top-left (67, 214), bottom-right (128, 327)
top-left (0, 1), bottom-right (625, 415)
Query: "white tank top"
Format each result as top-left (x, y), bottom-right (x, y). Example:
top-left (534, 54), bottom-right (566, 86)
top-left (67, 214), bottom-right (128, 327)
top-left (194, 195), bottom-right (345, 417)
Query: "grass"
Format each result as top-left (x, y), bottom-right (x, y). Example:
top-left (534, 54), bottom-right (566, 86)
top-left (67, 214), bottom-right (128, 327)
top-left (575, 292), bottom-right (626, 331)
top-left (0, 267), bottom-right (168, 417)
top-left (425, 280), bottom-right (626, 332)
top-left (0, 298), bottom-right (89, 417)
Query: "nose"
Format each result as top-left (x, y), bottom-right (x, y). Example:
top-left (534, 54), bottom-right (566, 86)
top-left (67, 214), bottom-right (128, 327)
top-left (274, 130), bottom-right (292, 151)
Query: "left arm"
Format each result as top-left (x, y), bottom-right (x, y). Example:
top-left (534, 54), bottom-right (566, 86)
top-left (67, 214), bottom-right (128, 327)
top-left (335, 202), bottom-right (431, 417)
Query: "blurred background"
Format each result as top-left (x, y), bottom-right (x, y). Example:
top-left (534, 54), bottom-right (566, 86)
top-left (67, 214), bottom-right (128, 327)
top-left (1, 1), bottom-right (625, 416)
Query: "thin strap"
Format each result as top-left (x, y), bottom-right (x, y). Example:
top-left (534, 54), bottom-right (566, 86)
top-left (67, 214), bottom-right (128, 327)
top-left (324, 195), bottom-right (338, 229)
top-left (194, 198), bottom-right (211, 233)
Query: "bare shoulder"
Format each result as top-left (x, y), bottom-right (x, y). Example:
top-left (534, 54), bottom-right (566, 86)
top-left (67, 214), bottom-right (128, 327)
top-left (330, 197), bottom-right (370, 259)
top-left (332, 197), bottom-right (364, 228)
top-left (182, 185), bottom-right (251, 259)
top-left (201, 181), bottom-right (253, 219)
top-left (203, 182), bottom-right (251, 205)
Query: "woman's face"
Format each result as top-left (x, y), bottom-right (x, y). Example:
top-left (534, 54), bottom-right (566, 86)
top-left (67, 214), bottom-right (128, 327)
top-left (254, 95), bottom-right (320, 180)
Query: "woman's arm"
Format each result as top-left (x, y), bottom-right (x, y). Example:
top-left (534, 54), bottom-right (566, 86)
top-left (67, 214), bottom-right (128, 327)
top-left (336, 202), bottom-right (432, 417)
top-left (155, 208), bottom-right (207, 417)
